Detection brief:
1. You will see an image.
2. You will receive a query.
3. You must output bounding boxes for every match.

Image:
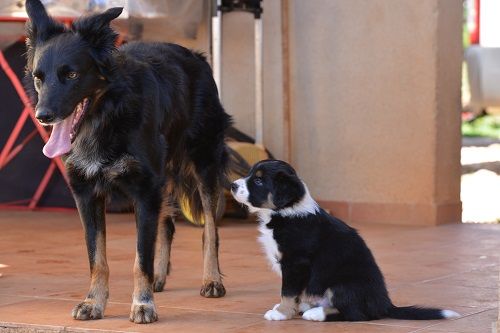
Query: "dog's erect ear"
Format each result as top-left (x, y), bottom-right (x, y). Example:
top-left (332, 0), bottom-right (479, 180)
top-left (25, 0), bottom-right (66, 66)
top-left (25, 0), bottom-right (65, 42)
top-left (272, 170), bottom-right (305, 209)
top-left (72, 7), bottom-right (123, 79)
top-left (72, 7), bottom-right (123, 49)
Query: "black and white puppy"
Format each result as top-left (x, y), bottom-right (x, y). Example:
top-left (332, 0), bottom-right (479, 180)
top-left (231, 159), bottom-right (460, 322)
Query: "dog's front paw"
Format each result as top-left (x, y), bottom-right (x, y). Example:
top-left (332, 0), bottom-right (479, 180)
top-left (129, 302), bottom-right (158, 324)
top-left (302, 307), bottom-right (326, 321)
top-left (264, 308), bottom-right (291, 321)
top-left (72, 300), bottom-right (104, 320)
top-left (200, 281), bottom-right (226, 298)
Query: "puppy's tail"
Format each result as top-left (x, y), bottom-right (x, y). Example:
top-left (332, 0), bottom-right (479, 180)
top-left (387, 305), bottom-right (460, 320)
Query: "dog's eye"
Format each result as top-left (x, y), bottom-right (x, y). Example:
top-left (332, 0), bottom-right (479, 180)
top-left (66, 72), bottom-right (79, 80)
top-left (33, 77), bottom-right (42, 90)
top-left (254, 177), bottom-right (263, 186)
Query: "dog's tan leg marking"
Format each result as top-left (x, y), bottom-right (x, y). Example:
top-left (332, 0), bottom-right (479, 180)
top-left (153, 218), bottom-right (172, 292)
top-left (153, 194), bottom-right (175, 292)
top-left (130, 254), bottom-right (158, 324)
top-left (199, 187), bottom-right (226, 298)
top-left (72, 232), bottom-right (109, 320)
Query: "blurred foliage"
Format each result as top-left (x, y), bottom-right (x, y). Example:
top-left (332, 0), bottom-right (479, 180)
top-left (462, 115), bottom-right (500, 139)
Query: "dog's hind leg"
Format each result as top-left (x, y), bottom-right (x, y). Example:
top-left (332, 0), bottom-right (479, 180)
top-left (128, 189), bottom-right (161, 324)
top-left (153, 201), bottom-right (175, 292)
top-left (154, 187), bottom-right (176, 292)
top-left (198, 184), bottom-right (226, 298)
top-left (71, 193), bottom-right (109, 320)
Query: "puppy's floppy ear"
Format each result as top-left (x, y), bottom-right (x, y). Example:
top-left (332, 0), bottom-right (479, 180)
top-left (72, 7), bottom-right (123, 78)
top-left (25, 0), bottom-right (65, 67)
top-left (272, 170), bottom-right (305, 209)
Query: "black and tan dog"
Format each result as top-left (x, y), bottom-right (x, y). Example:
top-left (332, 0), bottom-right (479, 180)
top-left (24, 0), bottom-right (231, 323)
top-left (231, 160), bottom-right (460, 322)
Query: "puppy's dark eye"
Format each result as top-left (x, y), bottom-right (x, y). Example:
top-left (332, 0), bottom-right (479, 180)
top-left (66, 72), bottom-right (79, 80)
top-left (254, 177), bottom-right (263, 186)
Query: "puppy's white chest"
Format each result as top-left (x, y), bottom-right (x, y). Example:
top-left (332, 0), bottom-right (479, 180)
top-left (257, 213), bottom-right (282, 276)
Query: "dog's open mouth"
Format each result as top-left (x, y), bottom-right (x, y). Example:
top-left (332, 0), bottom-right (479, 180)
top-left (42, 98), bottom-right (90, 158)
top-left (70, 98), bottom-right (90, 142)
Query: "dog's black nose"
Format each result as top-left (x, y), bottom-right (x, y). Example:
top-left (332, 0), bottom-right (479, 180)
top-left (35, 108), bottom-right (55, 123)
top-left (231, 182), bottom-right (239, 192)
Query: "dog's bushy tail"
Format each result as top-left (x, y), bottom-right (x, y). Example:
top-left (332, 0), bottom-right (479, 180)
top-left (387, 305), bottom-right (460, 320)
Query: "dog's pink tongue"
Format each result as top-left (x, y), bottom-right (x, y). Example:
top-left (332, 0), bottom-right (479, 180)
top-left (42, 113), bottom-right (75, 158)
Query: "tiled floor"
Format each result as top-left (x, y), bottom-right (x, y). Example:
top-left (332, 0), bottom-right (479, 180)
top-left (0, 211), bottom-right (498, 333)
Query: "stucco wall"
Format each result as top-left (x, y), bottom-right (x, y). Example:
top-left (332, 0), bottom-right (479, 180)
top-left (172, 0), bottom-right (463, 225)
top-left (435, 0), bottom-right (463, 208)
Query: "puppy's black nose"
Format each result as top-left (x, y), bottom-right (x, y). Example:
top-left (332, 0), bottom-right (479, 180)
top-left (35, 107), bottom-right (55, 123)
top-left (231, 182), bottom-right (238, 192)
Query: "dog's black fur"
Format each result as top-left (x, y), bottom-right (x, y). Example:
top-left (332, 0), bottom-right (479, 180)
top-left (25, 0), bottom-right (231, 323)
top-left (231, 160), bottom-right (459, 322)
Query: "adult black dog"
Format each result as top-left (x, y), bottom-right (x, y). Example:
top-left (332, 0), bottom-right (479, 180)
top-left (231, 160), bottom-right (460, 322)
top-left (24, 0), bottom-right (231, 324)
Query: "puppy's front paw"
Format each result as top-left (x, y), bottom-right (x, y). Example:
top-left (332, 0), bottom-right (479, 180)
top-left (129, 302), bottom-right (158, 324)
top-left (298, 302), bottom-right (312, 314)
top-left (72, 300), bottom-right (104, 320)
top-left (264, 308), bottom-right (291, 321)
top-left (302, 307), bottom-right (326, 321)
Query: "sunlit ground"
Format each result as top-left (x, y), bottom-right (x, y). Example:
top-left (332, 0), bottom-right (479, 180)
top-left (461, 139), bottom-right (500, 223)
top-left (0, 263), bottom-right (8, 278)
top-left (461, 63), bottom-right (500, 223)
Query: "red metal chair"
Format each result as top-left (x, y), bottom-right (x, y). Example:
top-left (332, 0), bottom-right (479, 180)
top-left (0, 17), bottom-right (72, 211)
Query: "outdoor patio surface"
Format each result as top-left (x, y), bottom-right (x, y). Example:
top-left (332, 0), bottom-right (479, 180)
top-left (0, 211), bottom-right (498, 333)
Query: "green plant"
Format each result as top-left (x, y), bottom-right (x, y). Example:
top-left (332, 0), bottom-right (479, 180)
top-left (462, 115), bottom-right (500, 139)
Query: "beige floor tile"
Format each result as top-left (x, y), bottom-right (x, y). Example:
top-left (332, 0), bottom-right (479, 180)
top-left (414, 308), bottom-right (498, 333)
top-left (0, 211), bottom-right (498, 333)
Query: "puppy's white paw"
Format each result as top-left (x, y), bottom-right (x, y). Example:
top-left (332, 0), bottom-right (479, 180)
top-left (264, 308), bottom-right (289, 321)
top-left (298, 302), bottom-right (312, 313)
top-left (302, 307), bottom-right (326, 321)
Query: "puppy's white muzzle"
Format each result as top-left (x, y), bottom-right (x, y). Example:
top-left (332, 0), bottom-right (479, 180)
top-left (231, 178), bottom-right (250, 206)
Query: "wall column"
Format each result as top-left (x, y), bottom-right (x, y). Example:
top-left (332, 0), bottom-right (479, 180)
top-left (288, 0), bottom-right (463, 225)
